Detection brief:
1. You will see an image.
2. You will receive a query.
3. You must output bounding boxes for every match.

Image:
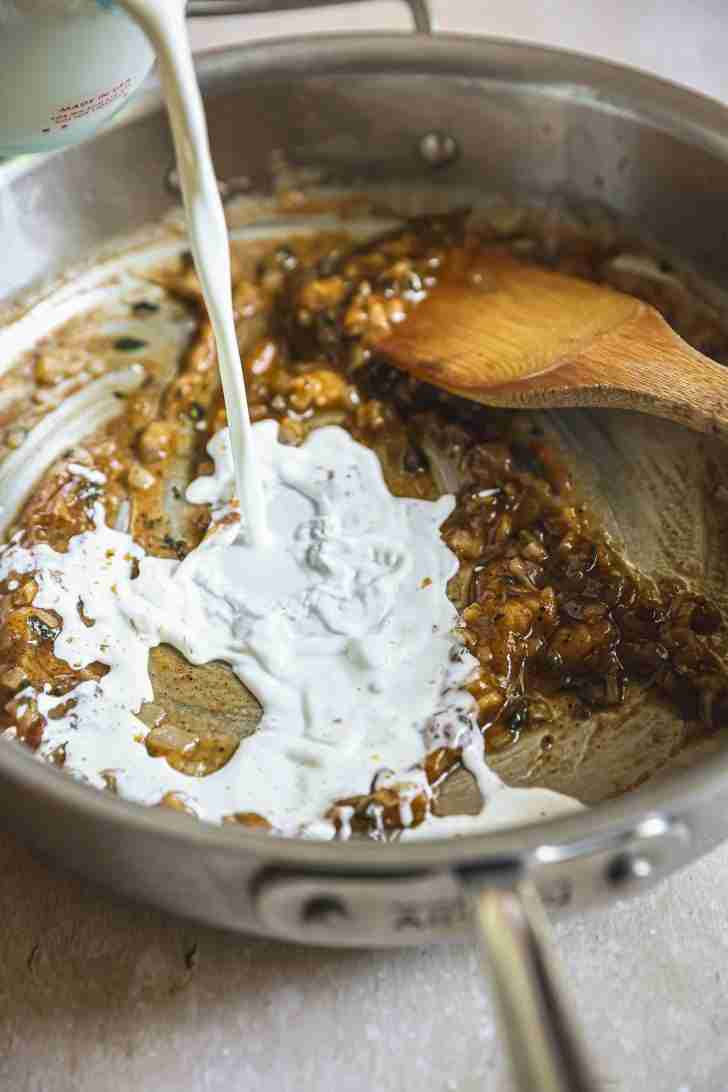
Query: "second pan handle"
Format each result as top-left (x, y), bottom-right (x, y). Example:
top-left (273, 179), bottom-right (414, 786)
top-left (186, 0), bottom-right (432, 34)
top-left (468, 880), bottom-right (599, 1092)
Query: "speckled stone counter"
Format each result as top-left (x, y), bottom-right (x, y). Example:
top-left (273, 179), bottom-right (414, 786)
top-left (4, 3), bottom-right (728, 1090)
top-left (4, 829), bottom-right (728, 1092)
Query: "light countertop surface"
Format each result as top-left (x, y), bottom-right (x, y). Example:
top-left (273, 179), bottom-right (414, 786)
top-left (4, 3), bottom-right (728, 1090)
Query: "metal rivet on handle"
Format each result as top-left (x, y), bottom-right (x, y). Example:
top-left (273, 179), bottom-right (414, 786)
top-left (607, 852), bottom-right (653, 889)
top-left (418, 131), bottom-right (460, 168)
top-left (300, 894), bottom-right (349, 926)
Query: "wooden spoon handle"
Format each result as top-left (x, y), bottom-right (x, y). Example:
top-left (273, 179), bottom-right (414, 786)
top-left (485, 306), bottom-right (728, 440)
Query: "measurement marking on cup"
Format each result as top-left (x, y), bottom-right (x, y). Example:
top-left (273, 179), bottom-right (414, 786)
top-left (45, 79), bottom-right (133, 133)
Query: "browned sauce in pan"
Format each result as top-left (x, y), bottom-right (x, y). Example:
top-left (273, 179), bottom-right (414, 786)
top-left (2, 209), bottom-right (727, 834)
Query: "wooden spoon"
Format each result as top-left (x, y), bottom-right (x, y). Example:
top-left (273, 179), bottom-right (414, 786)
top-left (375, 247), bottom-right (728, 438)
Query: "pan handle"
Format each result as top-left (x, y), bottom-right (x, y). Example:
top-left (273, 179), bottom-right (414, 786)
top-left (186, 0), bottom-right (432, 34)
top-left (468, 880), bottom-right (599, 1092)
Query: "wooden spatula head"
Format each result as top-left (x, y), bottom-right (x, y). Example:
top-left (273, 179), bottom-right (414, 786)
top-left (375, 245), bottom-right (728, 441)
top-left (377, 247), bottom-right (642, 396)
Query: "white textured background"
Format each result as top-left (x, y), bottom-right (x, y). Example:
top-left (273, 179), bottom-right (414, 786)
top-left (4, 3), bottom-right (728, 1090)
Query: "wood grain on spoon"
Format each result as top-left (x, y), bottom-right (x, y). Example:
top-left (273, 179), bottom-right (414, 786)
top-left (376, 247), bottom-right (728, 438)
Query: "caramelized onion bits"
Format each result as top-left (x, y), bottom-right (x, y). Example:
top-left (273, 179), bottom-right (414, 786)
top-left (222, 812), bottom-right (272, 831)
top-left (145, 722), bottom-right (239, 777)
top-left (3, 215), bottom-right (728, 838)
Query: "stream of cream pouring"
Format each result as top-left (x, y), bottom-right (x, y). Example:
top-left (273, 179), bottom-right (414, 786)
top-left (120, 0), bottom-right (269, 546)
top-left (0, 0), bottom-right (583, 836)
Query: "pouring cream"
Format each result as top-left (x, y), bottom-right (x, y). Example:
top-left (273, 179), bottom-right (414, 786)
top-left (0, 422), bottom-right (582, 834)
top-left (119, 0), bottom-right (269, 546)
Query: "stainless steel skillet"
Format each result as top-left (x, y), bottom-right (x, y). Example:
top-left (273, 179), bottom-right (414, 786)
top-left (3, 2), bottom-right (728, 1087)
